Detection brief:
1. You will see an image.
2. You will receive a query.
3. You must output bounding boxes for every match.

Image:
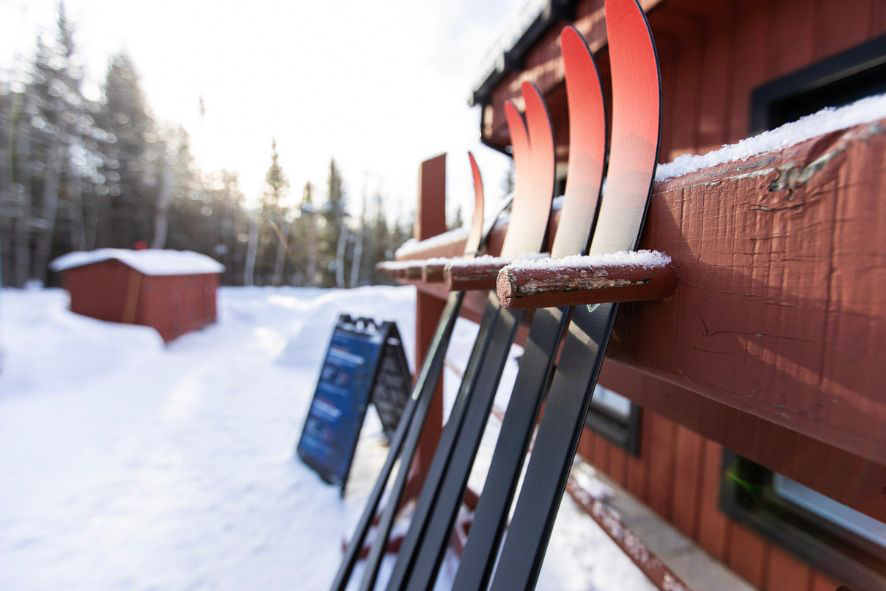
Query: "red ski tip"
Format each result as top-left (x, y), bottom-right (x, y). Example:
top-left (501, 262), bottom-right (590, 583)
top-left (555, 26), bottom-right (606, 258)
top-left (465, 152), bottom-right (485, 255)
top-left (521, 81), bottom-right (555, 211)
top-left (604, 0), bottom-right (660, 176)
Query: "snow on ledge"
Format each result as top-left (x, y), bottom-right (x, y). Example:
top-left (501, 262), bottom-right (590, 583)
top-left (394, 227), bottom-right (470, 259)
top-left (503, 250), bottom-right (671, 272)
top-left (448, 252), bottom-right (549, 268)
top-left (656, 93), bottom-right (886, 182)
top-left (50, 248), bottom-right (224, 276)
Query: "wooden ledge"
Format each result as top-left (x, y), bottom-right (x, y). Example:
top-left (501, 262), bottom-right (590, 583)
top-left (376, 260), bottom-right (423, 280)
top-left (496, 258), bottom-right (678, 309)
top-left (386, 119), bottom-right (886, 464)
top-left (445, 258), bottom-right (511, 291)
top-left (422, 260), bottom-right (448, 283)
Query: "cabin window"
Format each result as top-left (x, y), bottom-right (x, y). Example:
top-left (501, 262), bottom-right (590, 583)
top-left (751, 34), bottom-right (886, 133)
top-left (584, 385), bottom-right (641, 456)
top-left (719, 452), bottom-right (886, 590)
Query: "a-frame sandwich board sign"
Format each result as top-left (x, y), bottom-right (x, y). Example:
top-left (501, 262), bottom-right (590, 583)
top-left (296, 314), bottom-right (411, 496)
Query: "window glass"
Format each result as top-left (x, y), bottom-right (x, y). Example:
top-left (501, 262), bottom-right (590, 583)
top-left (773, 474), bottom-right (886, 550)
top-left (590, 385), bottom-right (631, 422)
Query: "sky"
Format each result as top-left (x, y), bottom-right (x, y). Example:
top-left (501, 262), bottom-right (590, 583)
top-left (0, 0), bottom-right (525, 221)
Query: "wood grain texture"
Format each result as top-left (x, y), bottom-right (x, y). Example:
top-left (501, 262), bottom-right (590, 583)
top-left (599, 358), bottom-right (886, 522)
top-left (766, 545), bottom-right (813, 591)
top-left (671, 426), bottom-right (704, 539)
top-left (728, 522), bottom-right (769, 589)
top-left (646, 414), bottom-right (677, 519)
top-left (411, 156), bottom-right (448, 490)
top-left (695, 440), bottom-right (731, 561)
top-left (496, 262), bottom-right (678, 309)
top-left (445, 260), bottom-right (508, 291)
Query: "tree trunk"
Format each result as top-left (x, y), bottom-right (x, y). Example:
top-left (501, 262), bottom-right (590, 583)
top-left (32, 141), bottom-right (63, 283)
top-left (350, 227), bottom-right (363, 288)
top-left (271, 219), bottom-right (289, 286)
top-left (0, 103), bottom-right (13, 285)
top-left (243, 211), bottom-right (258, 286)
top-left (67, 160), bottom-right (86, 251)
top-left (151, 155), bottom-right (173, 249)
top-left (335, 224), bottom-right (348, 288)
top-left (305, 217), bottom-right (317, 286)
top-left (13, 121), bottom-right (32, 287)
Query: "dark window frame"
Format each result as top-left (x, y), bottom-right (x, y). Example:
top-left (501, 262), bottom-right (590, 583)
top-left (584, 387), bottom-right (642, 456)
top-left (750, 34), bottom-right (886, 133)
top-left (719, 451), bottom-right (886, 590)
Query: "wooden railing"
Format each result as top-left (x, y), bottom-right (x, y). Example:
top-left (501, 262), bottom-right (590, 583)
top-left (394, 120), bottom-right (886, 520)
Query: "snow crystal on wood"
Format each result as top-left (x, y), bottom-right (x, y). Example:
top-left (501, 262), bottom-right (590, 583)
top-left (503, 250), bottom-right (671, 273)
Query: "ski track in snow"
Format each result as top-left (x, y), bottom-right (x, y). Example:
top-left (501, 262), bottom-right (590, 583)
top-left (0, 287), bottom-right (653, 591)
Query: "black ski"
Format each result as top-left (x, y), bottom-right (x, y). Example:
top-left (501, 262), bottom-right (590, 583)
top-left (488, 1), bottom-right (661, 588)
top-left (329, 153), bottom-right (489, 591)
top-left (378, 83), bottom-right (557, 591)
top-left (449, 25), bottom-right (607, 591)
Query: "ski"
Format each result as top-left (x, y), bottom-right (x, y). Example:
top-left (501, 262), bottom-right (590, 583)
top-left (329, 152), bottom-right (489, 591)
top-left (378, 83), bottom-right (557, 591)
top-left (449, 25), bottom-right (607, 591)
top-left (488, 1), bottom-right (661, 589)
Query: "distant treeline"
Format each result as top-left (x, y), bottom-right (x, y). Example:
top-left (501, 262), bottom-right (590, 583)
top-left (0, 3), bottom-right (418, 288)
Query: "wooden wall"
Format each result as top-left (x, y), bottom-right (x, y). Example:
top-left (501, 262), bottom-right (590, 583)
top-left (577, 411), bottom-right (843, 590)
top-left (62, 261), bottom-right (219, 343)
top-left (651, 0), bottom-right (886, 160)
top-left (63, 260), bottom-right (133, 324)
top-left (140, 274), bottom-right (219, 342)
top-left (483, 0), bottom-right (886, 159)
top-left (475, 1), bottom-right (886, 588)
top-left (576, 3), bottom-right (884, 586)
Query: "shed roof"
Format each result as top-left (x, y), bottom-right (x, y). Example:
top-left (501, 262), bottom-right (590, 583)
top-left (50, 249), bottom-right (224, 276)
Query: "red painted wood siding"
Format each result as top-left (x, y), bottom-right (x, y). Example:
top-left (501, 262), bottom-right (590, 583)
top-left (479, 3), bottom-right (886, 587)
top-left (578, 410), bottom-right (861, 591)
top-left (483, 0), bottom-right (886, 162)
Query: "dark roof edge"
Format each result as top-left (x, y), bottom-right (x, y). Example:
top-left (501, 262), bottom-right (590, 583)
top-left (470, 0), bottom-right (576, 107)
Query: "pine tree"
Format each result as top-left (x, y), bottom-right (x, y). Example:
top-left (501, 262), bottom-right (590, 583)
top-left (367, 192), bottom-right (392, 284)
top-left (96, 52), bottom-right (153, 249)
top-left (262, 138), bottom-right (290, 286)
top-left (297, 181), bottom-right (318, 286)
top-left (320, 158), bottom-right (347, 287)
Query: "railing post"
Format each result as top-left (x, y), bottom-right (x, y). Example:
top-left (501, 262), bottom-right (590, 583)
top-left (408, 153), bottom-right (447, 498)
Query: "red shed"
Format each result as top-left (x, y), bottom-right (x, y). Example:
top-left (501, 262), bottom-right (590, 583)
top-left (50, 249), bottom-right (223, 343)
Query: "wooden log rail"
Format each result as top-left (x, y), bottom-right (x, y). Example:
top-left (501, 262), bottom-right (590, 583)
top-left (390, 118), bottom-right (886, 466)
top-left (496, 251), bottom-right (679, 309)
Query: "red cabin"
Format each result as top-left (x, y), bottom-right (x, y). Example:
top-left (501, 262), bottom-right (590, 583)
top-left (50, 249), bottom-right (223, 343)
top-left (393, 1), bottom-right (886, 589)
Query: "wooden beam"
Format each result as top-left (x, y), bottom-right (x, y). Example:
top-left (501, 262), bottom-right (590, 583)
top-left (395, 120), bottom-right (886, 465)
top-left (445, 258), bottom-right (511, 291)
top-left (598, 359), bottom-right (886, 522)
top-left (496, 258), bottom-right (678, 309)
top-left (411, 154), bottom-right (447, 491)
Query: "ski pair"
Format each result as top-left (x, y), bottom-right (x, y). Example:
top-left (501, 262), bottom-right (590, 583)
top-left (487, 0), bottom-right (662, 587)
top-left (357, 82), bottom-right (558, 591)
top-left (383, 25), bottom-right (607, 591)
top-left (384, 0), bottom-right (662, 588)
top-left (328, 152), bottom-right (493, 591)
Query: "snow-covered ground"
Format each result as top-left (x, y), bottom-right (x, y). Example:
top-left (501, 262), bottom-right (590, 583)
top-left (0, 286), bottom-right (652, 590)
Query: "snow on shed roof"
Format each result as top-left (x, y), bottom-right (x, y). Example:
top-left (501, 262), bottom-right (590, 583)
top-left (50, 249), bottom-right (224, 276)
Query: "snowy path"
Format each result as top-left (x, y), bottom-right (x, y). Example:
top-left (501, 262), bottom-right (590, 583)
top-left (0, 287), bottom-right (652, 590)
